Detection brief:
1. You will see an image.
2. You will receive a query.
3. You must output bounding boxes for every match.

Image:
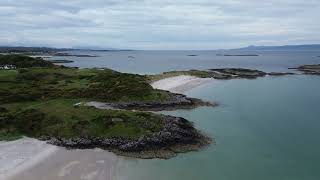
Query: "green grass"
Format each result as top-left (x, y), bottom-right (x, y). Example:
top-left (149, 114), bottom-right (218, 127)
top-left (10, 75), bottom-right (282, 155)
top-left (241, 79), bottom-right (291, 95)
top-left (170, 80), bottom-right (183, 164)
top-left (0, 55), bottom-right (178, 141)
top-left (0, 67), bottom-right (173, 104)
top-left (0, 99), bottom-right (164, 140)
top-left (0, 70), bottom-right (18, 79)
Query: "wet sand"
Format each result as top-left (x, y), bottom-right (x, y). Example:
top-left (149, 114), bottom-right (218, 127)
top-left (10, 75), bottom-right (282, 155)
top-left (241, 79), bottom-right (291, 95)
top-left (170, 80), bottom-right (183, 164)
top-left (9, 148), bottom-right (119, 180)
top-left (0, 137), bottom-right (58, 180)
top-left (151, 75), bottom-right (213, 93)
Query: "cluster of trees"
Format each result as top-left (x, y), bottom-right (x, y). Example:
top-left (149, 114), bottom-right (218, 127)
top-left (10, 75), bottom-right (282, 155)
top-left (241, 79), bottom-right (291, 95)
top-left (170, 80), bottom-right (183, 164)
top-left (0, 54), bottom-right (55, 68)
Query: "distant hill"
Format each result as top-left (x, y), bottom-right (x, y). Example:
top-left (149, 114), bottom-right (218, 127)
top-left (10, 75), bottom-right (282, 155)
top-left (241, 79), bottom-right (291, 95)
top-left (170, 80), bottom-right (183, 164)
top-left (0, 46), bottom-right (70, 53)
top-left (233, 44), bottom-right (320, 51)
top-left (72, 46), bottom-right (120, 51)
top-left (0, 46), bottom-right (130, 53)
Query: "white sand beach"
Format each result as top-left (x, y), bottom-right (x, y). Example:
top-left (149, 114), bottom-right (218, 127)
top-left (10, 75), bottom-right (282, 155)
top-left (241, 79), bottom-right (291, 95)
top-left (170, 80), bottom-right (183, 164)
top-left (151, 75), bottom-right (213, 93)
top-left (0, 138), bottom-right (118, 180)
top-left (0, 137), bottom-right (58, 180)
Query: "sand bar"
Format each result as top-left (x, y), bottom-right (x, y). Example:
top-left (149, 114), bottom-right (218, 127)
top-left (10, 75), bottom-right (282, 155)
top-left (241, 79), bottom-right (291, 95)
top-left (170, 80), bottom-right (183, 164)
top-left (151, 75), bottom-right (213, 93)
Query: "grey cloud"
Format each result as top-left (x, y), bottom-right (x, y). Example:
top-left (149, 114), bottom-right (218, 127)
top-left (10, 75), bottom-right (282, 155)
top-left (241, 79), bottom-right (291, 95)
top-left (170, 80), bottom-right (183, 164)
top-left (0, 0), bottom-right (319, 49)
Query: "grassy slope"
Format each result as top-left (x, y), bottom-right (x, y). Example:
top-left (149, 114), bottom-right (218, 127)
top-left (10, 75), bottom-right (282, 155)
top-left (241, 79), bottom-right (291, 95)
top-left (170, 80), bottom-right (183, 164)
top-left (1, 99), bottom-right (164, 140)
top-left (0, 67), bottom-right (171, 104)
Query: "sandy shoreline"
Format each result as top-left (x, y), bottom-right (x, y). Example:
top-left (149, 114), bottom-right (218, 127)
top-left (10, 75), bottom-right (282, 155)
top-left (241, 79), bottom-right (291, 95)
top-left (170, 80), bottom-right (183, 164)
top-left (151, 75), bottom-right (213, 93)
top-left (0, 75), bottom-right (212, 180)
top-left (0, 137), bottom-right (58, 180)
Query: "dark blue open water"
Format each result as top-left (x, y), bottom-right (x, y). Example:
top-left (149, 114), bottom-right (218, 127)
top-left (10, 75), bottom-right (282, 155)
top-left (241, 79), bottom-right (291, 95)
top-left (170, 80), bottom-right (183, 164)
top-left (51, 50), bottom-right (320, 180)
top-left (52, 50), bottom-right (320, 74)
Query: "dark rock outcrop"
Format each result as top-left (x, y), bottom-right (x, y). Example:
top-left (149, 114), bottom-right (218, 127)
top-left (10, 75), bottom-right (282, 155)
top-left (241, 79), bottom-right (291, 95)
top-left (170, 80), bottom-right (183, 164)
top-left (0, 107), bottom-right (8, 113)
top-left (53, 53), bottom-right (98, 57)
top-left (41, 115), bottom-right (212, 159)
top-left (50, 60), bottom-right (74, 63)
top-left (268, 72), bottom-right (295, 76)
top-left (221, 54), bottom-right (259, 56)
top-left (290, 64), bottom-right (320, 75)
top-left (209, 68), bottom-right (267, 79)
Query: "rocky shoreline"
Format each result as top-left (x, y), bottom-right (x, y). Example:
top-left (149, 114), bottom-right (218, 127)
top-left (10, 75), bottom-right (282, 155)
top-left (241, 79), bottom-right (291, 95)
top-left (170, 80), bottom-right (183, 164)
top-left (86, 92), bottom-right (216, 111)
top-left (39, 115), bottom-right (212, 159)
top-left (53, 52), bottom-right (99, 57)
top-left (290, 64), bottom-right (320, 75)
top-left (268, 72), bottom-right (296, 76)
top-left (49, 60), bottom-right (74, 63)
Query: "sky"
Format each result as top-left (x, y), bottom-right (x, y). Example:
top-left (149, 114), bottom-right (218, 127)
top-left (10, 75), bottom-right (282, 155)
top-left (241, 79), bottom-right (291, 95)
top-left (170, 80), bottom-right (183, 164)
top-left (0, 0), bottom-right (320, 50)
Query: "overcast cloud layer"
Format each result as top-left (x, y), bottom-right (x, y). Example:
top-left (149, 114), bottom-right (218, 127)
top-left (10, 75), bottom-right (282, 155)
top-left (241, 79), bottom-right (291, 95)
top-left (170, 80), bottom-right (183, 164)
top-left (0, 0), bottom-right (319, 50)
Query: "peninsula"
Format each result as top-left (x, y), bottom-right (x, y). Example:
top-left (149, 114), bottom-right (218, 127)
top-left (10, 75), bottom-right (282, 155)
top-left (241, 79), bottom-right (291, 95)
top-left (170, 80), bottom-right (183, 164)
top-left (0, 54), bottom-right (212, 159)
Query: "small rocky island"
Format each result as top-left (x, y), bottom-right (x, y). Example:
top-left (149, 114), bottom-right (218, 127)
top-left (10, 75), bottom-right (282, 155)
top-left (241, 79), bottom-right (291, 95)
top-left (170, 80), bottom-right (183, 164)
top-left (290, 64), bottom-right (320, 74)
top-left (216, 54), bottom-right (259, 56)
top-left (53, 52), bottom-right (99, 57)
top-left (49, 60), bottom-right (74, 63)
top-left (150, 68), bottom-right (295, 81)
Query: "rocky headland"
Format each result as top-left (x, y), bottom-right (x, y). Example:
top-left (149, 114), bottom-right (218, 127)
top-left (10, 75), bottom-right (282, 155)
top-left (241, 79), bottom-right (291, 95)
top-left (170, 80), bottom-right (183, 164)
top-left (40, 115), bottom-right (212, 159)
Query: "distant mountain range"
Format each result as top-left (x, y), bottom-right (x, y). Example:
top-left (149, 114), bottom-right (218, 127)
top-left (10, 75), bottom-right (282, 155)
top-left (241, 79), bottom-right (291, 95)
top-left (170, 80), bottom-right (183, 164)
top-left (0, 46), bottom-right (129, 53)
top-left (1, 44), bottom-right (320, 53)
top-left (233, 44), bottom-right (320, 51)
top-left (0, 46), bottom-right (71, 53)
top-left (71, 46), bottom-right (120, 51)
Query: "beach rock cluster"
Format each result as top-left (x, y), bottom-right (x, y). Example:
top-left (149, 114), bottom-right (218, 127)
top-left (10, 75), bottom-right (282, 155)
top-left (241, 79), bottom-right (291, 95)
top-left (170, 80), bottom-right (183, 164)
top-left (41, 115), bottom-right (212, 159)
top-left (87, 92), bottom-right (215, 111)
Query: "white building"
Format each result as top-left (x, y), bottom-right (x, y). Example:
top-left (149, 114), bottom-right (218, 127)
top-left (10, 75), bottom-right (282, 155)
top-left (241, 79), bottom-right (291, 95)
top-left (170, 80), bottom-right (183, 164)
top-left (0, 65), bottom-right (17, 70)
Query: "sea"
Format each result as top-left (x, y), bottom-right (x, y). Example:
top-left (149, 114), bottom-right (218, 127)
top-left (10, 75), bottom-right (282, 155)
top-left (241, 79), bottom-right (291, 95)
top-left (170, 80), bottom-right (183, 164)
top-left (39, 50), bottom-right (320, 179)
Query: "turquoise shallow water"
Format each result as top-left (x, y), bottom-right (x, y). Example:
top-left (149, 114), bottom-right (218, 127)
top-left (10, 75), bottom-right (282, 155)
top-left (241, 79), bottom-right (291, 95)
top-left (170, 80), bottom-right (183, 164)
top-left (115, 75), bottom-right (320, 180)
top-left (50, 50), bottom-right (320, 179)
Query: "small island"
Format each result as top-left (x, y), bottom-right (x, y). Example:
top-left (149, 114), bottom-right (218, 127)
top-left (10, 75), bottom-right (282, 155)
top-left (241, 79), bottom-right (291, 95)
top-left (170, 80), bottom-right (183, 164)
top-left (49, 60), bottom-right (74, 63)
top-left (216, 54), bottom-right (259, 57)
top-left (149, 68), bottom-right (268, 80)
top-left (53, 52), bottom-right (99, 57)
top-left (290, 64), bottom-right (320, 75)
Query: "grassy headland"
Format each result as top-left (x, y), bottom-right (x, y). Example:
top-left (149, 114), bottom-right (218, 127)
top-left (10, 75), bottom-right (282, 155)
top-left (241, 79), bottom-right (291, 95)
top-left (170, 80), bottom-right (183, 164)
top-left (0, 55), bottom-right (211, 158)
